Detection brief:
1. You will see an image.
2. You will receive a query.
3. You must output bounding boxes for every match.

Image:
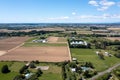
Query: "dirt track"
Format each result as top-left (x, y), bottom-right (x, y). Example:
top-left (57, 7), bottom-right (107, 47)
top-left (0, 46), bottom-right (70, 62)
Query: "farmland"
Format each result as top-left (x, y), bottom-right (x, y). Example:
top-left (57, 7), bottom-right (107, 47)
top-left (0, 36), bottom-right (71, 62)
top-left (105, 37), bottom-right (120, 41)
top-left (70, 48), bottom-right (120, 72)
top-left (0, 61), bottom-right (25, 80)
top-left (0, 37), bottom-right (30, 51)
top-left (0, 47), bottom-right (70, 62)
top-left (0, 61), bottom-right (62, 80)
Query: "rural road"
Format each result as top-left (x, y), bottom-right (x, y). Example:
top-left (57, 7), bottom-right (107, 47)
top-left (89, 63), bottom-right (120, 80)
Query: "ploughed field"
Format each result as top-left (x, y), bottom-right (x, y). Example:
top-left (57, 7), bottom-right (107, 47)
top-left (0, 36), bottom-right (71, 62)
top-left (0, 47), bottom-right (70, 62)
top-left (0, 37), bottom-right (30, 51)
top-left (105, 37), bottom-right (120, 41)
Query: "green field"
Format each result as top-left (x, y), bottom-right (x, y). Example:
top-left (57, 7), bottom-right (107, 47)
top-left (70, 48), bottom-right (120, 72)
top-left (38, 63), bottom-right (62, 80)
top-left (0, 62), bottom-right (62, 80)
top-left (0, 61), bottom-right (25, 80)
top-left (23, 42), bottom-right (67, 47)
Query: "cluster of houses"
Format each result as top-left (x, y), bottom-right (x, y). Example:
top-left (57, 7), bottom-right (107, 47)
top-left (70, 40), bottom-right (88, 46)
top-left (71, 58), bottom-right (92, 72)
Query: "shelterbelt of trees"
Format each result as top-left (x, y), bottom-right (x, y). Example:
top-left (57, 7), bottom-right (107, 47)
top-left (0, 30), bottom-right (62, 37)
top-left (1, 31), bottom-right (120, 37)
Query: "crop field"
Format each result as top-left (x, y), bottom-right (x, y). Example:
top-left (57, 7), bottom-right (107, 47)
top-left (70, 48), bottom-right (120, 72)
top-left (0, 37), bottom-right (30, 51)
top-left (77, 31), bottom-right (93, 34)
top-left (105, 37), bottom-right (120, 41)
top-left (47, 36), bottom-right (67, 43)
top-left (107, 28), bottom-right (120, 32)
top-left (0, 36), bottom-right (70, 62)
top-left (0, 47), bottom-right (70, 62)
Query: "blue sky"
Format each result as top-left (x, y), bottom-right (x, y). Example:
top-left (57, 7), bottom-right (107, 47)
top-left (0, 0), bottom-right (120, 23)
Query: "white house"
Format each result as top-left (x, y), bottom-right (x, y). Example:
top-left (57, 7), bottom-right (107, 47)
top-left (32, 39), bottom-right (47, 43)
top-left (70, 40), bottom-right (88, 46)
top-left (71, 68), bottom-right (76, 72)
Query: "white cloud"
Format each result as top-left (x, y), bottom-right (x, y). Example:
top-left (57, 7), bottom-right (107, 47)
top-left (78, 14), bottom-right (120, 19)
top-left (88, 0), bottom-right (99, 6)
top-left (72, 12), bottom-right (76, 15)
top-left (99, 0), bottom-right (115, 6)
top-left (88, 0), bottom-right (116, 11)
top-left (97, 6), bottom-right (108, 11)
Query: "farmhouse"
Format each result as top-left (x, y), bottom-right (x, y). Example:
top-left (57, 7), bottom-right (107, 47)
top-left (70, 40), bottom-right (88, 46)
top-left (71, 68), bottom-right (76, 72)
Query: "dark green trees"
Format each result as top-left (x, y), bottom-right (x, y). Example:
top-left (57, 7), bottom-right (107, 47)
top-left (1, 65), bottom-right (10, 73)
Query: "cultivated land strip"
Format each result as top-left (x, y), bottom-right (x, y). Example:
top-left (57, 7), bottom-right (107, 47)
top-left (0, 37), bottom-right (71, 62)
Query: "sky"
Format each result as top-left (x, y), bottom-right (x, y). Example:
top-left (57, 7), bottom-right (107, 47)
top-left (0, 0), bottom-right (120, 23)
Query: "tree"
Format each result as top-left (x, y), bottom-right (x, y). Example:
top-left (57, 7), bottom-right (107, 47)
top-left (19, 65), bottom-right (28, 74)
top-left (13, 75), bottom-right (25, 80)
top-left (83, 70), bottom-right (91, 78)
top-left (114, 51), bottom-right (120, 58)
top-left (29, 62), bottom-right (36, 68)
top-left (1, 65), bottom-right (10, 73)
top-left (36, 68), bottom-right (43, 77)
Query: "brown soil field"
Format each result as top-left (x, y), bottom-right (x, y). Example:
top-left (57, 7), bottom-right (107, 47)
top-left (0, 46), bottom-right (70, 62)
top-left (0, 37), bottom-right (30, 51)
top-left (77, 31), bottom-right (93, 34)
top-left (106, 37), bottom-right (120, 41)
top-left (107, 28), bottom-right (120, 30)
top-left (47, 36), bottom-right (59, 43)
top-left (0, 51), bottom-right (6, 56)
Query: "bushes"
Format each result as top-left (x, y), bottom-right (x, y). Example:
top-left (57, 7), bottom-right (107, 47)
top-left (19, 65), bottom-right (29, 74)
top-left (13, 75), bottom-right (25, 80)
top-left (1, 65), bottom-right (10, 73)
top-left (29, 62), bottom-right (36, 68)
top-left (115, 53), bottom-right (120, 58)
top-left (36, 68), bottom-right (43, 77)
